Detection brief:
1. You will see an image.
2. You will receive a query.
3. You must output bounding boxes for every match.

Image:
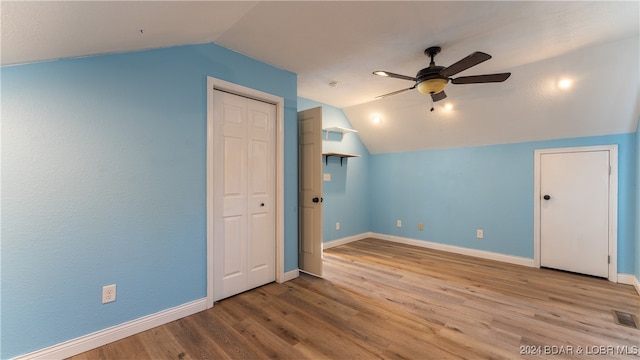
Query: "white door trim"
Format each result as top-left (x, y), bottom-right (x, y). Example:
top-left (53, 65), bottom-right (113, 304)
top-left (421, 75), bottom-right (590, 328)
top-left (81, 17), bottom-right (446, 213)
top-left (533, 145), bottom-right (618, 282)
top-left (206, 77), bottom-right (285, 308)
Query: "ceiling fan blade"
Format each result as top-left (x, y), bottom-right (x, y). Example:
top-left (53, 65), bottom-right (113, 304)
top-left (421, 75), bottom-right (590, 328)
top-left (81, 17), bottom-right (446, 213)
top-left (431, 91), bottom-right (447, 102)
top-left (450, 73), bottom-right (511, 84)
top-left (374, 86), bottom-right (416, 99)
top-left (373, 71), bottom-right (417, 82)
top-left (440, 52), bottom-right (491, 78)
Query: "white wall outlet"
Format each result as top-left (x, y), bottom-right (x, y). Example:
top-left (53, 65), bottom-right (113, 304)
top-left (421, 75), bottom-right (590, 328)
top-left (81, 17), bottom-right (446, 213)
top-left (476, 229), bottom-right (484, 239)
top-left (336, 222), bottom-right (340, 230)
top-left (102, 284), bottom-right (116, 304)
top-left (396, 220), bottom-right (402, 228)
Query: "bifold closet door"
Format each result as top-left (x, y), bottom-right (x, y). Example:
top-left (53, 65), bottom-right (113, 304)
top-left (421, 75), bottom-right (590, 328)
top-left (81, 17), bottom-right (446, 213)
top-left (213, 90), bottom-right (276, 301)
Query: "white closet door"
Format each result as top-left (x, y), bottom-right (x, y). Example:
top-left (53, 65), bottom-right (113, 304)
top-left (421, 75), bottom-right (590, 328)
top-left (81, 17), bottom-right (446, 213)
top-left (540, 150), bottom-right (610, 278)
top-left (213, 90), bottom-right (275, 301)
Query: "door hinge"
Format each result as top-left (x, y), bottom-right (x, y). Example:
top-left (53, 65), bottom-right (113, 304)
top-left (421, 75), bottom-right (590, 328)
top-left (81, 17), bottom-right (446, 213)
top-left (609, 165), bottom-right (611, 175)
top-left (608, 255), bottom-right (611, 264)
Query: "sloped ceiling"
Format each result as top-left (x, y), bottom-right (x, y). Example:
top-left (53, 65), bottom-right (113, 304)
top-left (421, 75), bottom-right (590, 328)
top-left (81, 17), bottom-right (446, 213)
top-left (2, 1), bottom-right (639, 153)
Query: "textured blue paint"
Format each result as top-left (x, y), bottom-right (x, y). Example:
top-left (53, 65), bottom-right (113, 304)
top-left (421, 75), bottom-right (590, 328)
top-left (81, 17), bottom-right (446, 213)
top-left (298, 98), bottom-right (371, 242)
top-left (370, 133), bottom-right (637, 273)
top-left (0, 43), bottom-right (297, 359)
top-left (635, 119), bottom-right (640, 281)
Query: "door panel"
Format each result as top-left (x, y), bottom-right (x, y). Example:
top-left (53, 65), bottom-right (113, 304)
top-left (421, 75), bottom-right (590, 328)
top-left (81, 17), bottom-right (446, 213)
top-left (224, 138), bottom-right (244, 196)
top-left (301, 207), bottom-right (315, 255)
top-left (249, 213), bottom-right (269, 269)
top-left (540, 150), bottom-right (610, 278)
top-left (250, 140), bottom-right (268, 193)
top-left (248, 212), bottom-right (270, 287)
top-left (298, 107), bottom-right (323, 276)
top-left (223, 216), bottom-right (244, 279)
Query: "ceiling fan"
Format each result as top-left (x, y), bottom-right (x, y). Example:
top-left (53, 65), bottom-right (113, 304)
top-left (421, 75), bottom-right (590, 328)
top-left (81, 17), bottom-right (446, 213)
top-left (373, 46), bottom-right (511, 103)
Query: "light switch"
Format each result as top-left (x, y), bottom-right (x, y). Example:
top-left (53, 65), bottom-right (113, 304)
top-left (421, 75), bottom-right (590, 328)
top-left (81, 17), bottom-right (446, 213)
top-left (323, 173), bottom-right (331, 181)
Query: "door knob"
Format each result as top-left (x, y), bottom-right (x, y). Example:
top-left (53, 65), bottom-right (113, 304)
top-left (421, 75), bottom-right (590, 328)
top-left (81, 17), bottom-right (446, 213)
top-left (312, 197), bottom-right (320, 203)
top-left (543, 195), bottom-right (551, 200)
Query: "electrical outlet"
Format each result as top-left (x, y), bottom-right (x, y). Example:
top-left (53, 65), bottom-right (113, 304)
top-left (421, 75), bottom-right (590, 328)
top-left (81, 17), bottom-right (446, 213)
top-left (102, 284), bottom-right (116, 304)
top-left (418, 223), bottom-right (424, 231)
top-left (336, 222), bottom-right (340, 230)
top-left (476, 229), bottom-right (484, 239)
top-left (396, 220), bottom-right (402, 228)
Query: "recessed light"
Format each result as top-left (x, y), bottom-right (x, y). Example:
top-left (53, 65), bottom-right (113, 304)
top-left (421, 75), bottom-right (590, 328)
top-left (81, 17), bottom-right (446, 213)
top-left (444, 103), bottom-right (453, 111)
top-left (329, 81), bottom-right (339, 88)
top-left (371, 114), bottom-right (382, 124)
top-left (558, 78), bottom-right (572, 90)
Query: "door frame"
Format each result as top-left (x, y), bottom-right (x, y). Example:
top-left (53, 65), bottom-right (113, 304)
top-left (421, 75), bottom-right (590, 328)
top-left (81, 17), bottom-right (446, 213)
top-left (206, 77), bottom-right (285, 308)
top-left (533, 145), bottom-right (618, 282)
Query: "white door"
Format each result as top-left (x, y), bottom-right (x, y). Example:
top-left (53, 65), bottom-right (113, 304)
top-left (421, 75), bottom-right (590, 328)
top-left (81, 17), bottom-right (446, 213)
top-left (539, 150), bottom-right (610, 278)
top-left (298, 107), bottom-right (323, 277)
top-left (213, 90), bottom-right (276, 301)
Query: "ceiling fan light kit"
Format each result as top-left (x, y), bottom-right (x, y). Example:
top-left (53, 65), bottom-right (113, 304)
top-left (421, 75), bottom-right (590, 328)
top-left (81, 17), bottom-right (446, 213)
top-left (373, 45), bottom-right (511, 103)
top-left (417, 78), bottom-right (447, 95)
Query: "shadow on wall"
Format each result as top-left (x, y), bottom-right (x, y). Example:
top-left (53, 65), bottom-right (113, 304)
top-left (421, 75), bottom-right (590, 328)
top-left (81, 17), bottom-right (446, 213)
top-left (323, 155), bottom-right (348, 193)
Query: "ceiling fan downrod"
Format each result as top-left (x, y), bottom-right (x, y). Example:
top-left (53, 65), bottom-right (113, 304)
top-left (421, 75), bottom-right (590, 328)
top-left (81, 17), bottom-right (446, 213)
top-left (424, 46), bottom-right (441, 66)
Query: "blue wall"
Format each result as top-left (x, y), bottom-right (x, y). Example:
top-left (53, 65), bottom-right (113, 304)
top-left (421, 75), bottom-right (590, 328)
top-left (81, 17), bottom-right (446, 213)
top-left (1, 43), bottom-right (297, 358)
top-left (298, 98), bottom-right (371, 242)
top-left (370, 133), bottom-right (637, 273)
top-left (635, 119), bottom-right (640, 281)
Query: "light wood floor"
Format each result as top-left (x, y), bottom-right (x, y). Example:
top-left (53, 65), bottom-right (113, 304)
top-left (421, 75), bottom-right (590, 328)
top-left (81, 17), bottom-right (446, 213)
top-left (70, 238), bottom-right (639, 359)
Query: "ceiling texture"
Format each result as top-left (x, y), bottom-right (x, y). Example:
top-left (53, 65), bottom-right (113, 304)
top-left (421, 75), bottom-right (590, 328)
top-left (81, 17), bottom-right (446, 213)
top-left (2, 1), bottom-right (639, 153)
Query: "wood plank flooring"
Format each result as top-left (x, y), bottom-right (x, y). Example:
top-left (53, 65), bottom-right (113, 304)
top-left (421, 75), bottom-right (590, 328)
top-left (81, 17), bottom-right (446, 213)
top-left (70, 238), bottom-right (640, 359)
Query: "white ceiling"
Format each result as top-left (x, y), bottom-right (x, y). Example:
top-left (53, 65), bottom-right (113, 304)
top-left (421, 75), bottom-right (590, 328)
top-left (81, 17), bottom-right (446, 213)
top-left (2, 1), bottom-right (639, 153)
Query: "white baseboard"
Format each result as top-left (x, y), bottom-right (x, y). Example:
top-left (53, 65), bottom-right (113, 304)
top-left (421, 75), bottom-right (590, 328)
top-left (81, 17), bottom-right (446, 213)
top-left (323, 232), bottom-right (374, 250)
top-left (371, 233), bottom-right (536, 268)
top-left (280, 269), bottom-right (300, 282)
top-left (14, 298), bottom-right (207, 360)
top-left (617, 274), bottom-right (640, 295)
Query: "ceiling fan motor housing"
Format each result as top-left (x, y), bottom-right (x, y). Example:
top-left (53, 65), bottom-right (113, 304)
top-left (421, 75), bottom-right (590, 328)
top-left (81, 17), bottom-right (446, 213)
top-left (416, 66), bottom-right (448, 94)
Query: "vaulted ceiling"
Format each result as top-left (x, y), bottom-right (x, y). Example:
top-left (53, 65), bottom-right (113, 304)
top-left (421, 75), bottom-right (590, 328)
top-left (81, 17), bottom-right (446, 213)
top-left (2, 1), bottom-right (638, 153)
